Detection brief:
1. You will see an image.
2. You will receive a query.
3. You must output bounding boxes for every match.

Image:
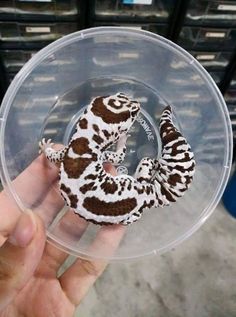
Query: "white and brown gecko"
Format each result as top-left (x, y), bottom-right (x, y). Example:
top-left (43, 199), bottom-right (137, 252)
top-left (39, 93), bottom-right (195, 225)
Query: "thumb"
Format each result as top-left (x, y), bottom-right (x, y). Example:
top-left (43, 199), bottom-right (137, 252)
top-left (0, 210), bottom-right (46, 312)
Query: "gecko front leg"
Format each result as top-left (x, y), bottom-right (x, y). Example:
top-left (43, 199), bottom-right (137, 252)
top-left (39, 138), bottom-right (67, 163)
top-left (102, 134), bottom-right (129, 165)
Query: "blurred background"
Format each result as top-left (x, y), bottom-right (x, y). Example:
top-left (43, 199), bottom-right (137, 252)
top-left (0, 1), bottom-right (235, 316)
top-left (0, 0), bottom-right (236, 160)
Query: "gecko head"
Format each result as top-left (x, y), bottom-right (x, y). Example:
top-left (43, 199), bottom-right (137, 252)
top-left (91, 92), bottom-right (141, 132)
top-left (106, 92), bottom-right (141, 132)
top-left (104, 92), bottom-right (140, 119)
top-left (105, 92), bottom-right (140, 114)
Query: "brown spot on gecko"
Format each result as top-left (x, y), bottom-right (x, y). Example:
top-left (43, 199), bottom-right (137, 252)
top-left (85, 174), bottom-right (98, 180)
top-left (63, 157), bottom-right (91, 179)
top-left (135, 185), bottom-right (145, 194)
top-left (102, 129), bottom-right (111, 138)
top-left (92, 134), bottom-right (104, 145)
top-left (160, 122), bottom-right (176, 135)
top-left (146, 186), bottom-right (151, 195)
top-left (174, 162), bottom-right (195, 173)
top-left (101, 179), bottom-right (118, 194)
top-left (185, 175), bottom-right (192, 185)
top-left (83, 197), bottom-right (137, 216)
top-left (137, 177), bottom-right (150, 183)
top-left (60, 183), bottom-right (71, 194)
top-left (69, 194), bottom-right (78, 208)
top-left (92, 124), bottom-right (100, 133)
top-left (164, 152), bottom-right (191, 163)
top-left (139, 199), bottom-right (155, 212)
top-left (60, 183), bottom-right (78, 208)
top-left (79, 118), bottom-right (88, 129)
top-left (91, 97), bottom-right (130, 124)
top-left (160, 185), bottom-right (176, 202)
top-left (167, 173), bottom-right (182, 187)
top-left (80, 182), bottom-right (96, 194)
top-left (95, 164), bottom-right (101, 172)
top-left (101, 141), bottom-right (113, 151)
top-left (108, 98), bottom-right (123, 110)
top-left (70, 137), bottom-right (92, 156)
top-left (127, 182), bottom-right (132, 190)
top-left (165, 140), bottom-right (187, 156)
top-left (162, 131), bottom-right (182, 147)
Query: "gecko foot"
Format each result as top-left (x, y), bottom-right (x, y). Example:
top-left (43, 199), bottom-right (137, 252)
top-left (39, 138), bottom-right (54, 154)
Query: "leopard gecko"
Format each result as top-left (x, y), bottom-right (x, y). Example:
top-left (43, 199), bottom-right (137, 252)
top-left (39, 92), bottom-right (195, 225)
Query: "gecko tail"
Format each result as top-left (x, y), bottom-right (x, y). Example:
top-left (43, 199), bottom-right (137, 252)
top-left (152, 105), bottom-right (196, 205)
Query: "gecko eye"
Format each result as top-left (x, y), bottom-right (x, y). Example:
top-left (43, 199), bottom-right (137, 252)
top-left (130, 101), bottom-right (140, 113)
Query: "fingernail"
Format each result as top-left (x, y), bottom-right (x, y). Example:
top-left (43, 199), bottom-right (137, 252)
top-left (8, 210), bottom-right (37, 247)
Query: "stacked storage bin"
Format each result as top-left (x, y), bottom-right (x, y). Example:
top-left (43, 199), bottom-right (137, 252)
top-left (87, 0), bottom-right (181, 158)
top-left (0, 1), bottom-right (84, 89)
top-left (177, 0), bottom-right (236, 87)
top-left (0, 1), bottom-right (86, 179)
top-left (224, 70), bottom-right (236, 148)
top-left (88, 0), bottom-right (177, 37)
top-left (175, 0), bottom-right (236, 160)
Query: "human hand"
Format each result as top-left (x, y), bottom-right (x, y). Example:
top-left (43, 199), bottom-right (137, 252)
top-left (0, 156), bottom-right (125, 317)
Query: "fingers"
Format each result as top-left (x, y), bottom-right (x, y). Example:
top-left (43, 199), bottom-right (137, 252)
top-left (12, 154), bottom-right (59, 211)
top-left (0, 154), bottom-right (59, 243)
top-left (0, 210), bottom-right (46, 312)
top-left (103, 162), bottom-right (117, 176)
top-left (59, 162), bottom-right (126, 306)
top-left (59, 224), bottom-right (125, 306)
top-left (41, 162), bottom-right (118, 273)
top-left (43, 210), bottom-right (89, 272)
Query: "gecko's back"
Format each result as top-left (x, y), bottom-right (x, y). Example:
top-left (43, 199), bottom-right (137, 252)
top-left (40, 93), bottom-right (195, 225)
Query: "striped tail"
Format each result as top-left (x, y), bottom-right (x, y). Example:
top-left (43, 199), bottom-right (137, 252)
top-left (153, 106), bottom-right (196, 206)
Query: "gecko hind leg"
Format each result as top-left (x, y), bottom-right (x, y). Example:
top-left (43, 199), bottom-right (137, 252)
top-left (39, 138), bottom-right (67, 163)
top-left (134, 157), bottom-right (156, 183)
top-left (102, 134), bottom-right (128, 165)
top-left (122, 211), bottom-right (142, 225)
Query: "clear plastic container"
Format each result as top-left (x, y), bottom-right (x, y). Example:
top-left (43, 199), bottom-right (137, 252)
top-left (0, 27), bottom-right (233, 261)
top-left (93, 22), bottom-right (168, 37)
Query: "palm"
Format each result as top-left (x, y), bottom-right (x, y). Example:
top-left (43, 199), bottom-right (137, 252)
top-left (10, 261), bottom-right (75, 317)
top-left (11, 255), bottom-right (75, 317)
top-left (0, 155), bottom-right (124, 317)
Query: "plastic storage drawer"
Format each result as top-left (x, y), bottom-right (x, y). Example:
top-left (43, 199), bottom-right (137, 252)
top-left (229, 72), bottom-right (236, 89)
top-left (0, 0), bottom-right (78, 20)
top-left (224, 89), bottom-right (236, 103)
top-left (5, 72), bottom-right (17, 84)
top-left (178, 26), bottom-right (236, 50)
top-left (1, 49), bottom-right (37, 73)
top-left (227, 103), bottom-right (236, 116)
top-left (207, 70), bottom-right (224, 85)
top-left (185, 0), bottom-right (236, 26)
top-left (189, 51), bottom-right (232, 70)
top-left (93, 22), bottom-right (168, 37)
top-left (92, 0), bottom-right (175, 22)
top-left (0, 22), bottom-right (78, 48)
